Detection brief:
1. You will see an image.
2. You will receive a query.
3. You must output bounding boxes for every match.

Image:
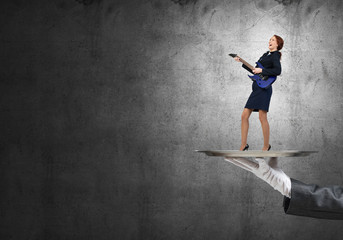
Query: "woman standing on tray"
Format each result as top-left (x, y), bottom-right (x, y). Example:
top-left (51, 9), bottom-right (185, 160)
top-left (234, 35), bottom-right (283, 151)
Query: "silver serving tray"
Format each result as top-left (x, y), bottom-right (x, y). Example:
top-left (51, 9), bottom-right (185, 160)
top-left (195, 150), bottom-right (318, 158)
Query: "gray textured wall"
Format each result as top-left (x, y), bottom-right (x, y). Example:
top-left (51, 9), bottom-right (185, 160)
top-left (1, 0), bottom-right (343, 239)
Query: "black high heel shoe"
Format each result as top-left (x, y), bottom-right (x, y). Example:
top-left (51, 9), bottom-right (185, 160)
top-left (267, 144), bottom-right (271, 151)
top-left (243, 144), bottom-right (249, 151)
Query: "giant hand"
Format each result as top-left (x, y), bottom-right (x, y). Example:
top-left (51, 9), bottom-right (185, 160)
top-left (225, 157), bottom-right (291, 198)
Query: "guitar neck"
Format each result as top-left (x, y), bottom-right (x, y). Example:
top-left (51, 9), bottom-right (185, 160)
top-left (238, 57), bottom-right (255, 71)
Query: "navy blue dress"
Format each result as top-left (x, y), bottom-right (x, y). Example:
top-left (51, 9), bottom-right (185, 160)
top-left (242, 51), bottom-right (281, 112)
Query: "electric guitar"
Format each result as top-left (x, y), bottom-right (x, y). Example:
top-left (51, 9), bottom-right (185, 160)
top-left (229, 53), bottom-right (277, 88)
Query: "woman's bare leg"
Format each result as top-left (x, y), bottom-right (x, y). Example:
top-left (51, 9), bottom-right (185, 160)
top-left (240, 108), bottom-right (253, 150)
top-left (259, 110), bottom-right (270, 151)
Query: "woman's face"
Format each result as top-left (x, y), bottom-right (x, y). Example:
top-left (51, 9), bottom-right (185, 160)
top-left (268, 36), bottom-right (278, 51)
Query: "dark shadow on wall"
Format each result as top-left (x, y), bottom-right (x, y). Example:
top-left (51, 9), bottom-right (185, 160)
top-left (171, 0), bottom-right (198, 6)
top-left (75, 0), bottom-right (95, 6)
top-left (274, 0), bottom-right (300, 6)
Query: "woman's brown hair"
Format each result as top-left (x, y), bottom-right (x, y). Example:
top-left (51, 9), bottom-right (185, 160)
top-left (274, 35), bottom-right (284, 59)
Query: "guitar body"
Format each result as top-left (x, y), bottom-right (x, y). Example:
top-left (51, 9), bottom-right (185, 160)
top-left (248, 62), bottom-right (277, 88)
top-left (229, 54), bottom-right (277, 89)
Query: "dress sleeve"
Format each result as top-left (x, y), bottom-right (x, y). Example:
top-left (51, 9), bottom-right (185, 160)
top-left (262, 53), bottom-right (282, 76)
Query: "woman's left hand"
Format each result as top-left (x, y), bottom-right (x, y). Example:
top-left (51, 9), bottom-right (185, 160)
top-left (253, 68), bottom-right (262, 74)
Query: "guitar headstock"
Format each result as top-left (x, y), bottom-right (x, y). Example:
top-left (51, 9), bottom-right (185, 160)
top-left (229, 53), bottom-right (237, 58)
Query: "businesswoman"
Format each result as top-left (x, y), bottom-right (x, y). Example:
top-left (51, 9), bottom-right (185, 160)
top-left (234, 35), bottom-right (283, 151)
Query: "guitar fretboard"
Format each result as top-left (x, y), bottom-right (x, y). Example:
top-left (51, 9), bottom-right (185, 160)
top-left (238, 57), bottom-right (255, 71)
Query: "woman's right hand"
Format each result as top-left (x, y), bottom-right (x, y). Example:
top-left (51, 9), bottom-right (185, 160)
top-left (234, 56), bottom-right (241, 62)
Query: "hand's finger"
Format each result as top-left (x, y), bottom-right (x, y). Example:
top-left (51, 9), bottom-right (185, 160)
top-left (255, 158), bottom-right (271, 174)
top-left (255, 157), bottom-right (267, 165)
top-left (225, 158), bottom-right (253, 172)
top-left (268, 157), bottom-right (278, 168)
top-left (225, 157), bottom-right (258, 172)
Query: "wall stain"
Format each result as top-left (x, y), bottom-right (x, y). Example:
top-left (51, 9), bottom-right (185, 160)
top-left (202, 5), bottom-right (210, 15)
top-left (57, 1), bottom-right (68, 9)
top-left (257, 0), bottom-right (266, 9)
top-left (306, 6), bottom-right (312, 15)
top-left (75, 0), bottom-right (95, 5)
top-left (152, 1), bottom-right (162, 9)
top-left (274, 0), bottom-right (300, 6)
top-left (321, 59), bottom-right (329, 79)
top-left (171, 0), bottom-right (198, 6)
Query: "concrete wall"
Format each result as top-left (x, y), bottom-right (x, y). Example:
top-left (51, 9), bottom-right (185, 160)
top-left (1, 0), bottom-right (343, 239)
